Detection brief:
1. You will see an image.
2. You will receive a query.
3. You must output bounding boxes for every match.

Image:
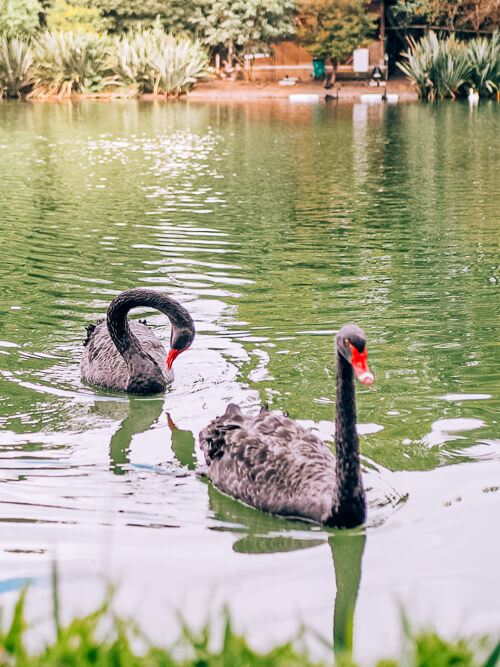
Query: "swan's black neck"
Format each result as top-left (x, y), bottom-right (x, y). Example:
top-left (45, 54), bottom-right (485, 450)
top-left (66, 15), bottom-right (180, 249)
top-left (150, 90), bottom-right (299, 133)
top-left (106, 289), bottom-right (194, 394)
top-left (327, 352), bottom-right (366, 528)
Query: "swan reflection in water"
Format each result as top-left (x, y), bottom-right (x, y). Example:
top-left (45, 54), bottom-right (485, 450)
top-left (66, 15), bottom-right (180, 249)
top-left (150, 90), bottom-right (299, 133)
top-left (206, 481), bottom-right (365, 655)
top-left (97, 402), bottom-right (365, 653)
top-left (94, 396), bottom-right (366, 652)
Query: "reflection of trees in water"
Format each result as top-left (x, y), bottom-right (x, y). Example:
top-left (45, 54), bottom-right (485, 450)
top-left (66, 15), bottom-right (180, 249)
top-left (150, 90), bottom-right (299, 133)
top-left (90, 398), bottom-right (164, 474)
top-left (169, 414), bottom-right (196, 470)
top-left (92, 398), bottom-right (197, 474)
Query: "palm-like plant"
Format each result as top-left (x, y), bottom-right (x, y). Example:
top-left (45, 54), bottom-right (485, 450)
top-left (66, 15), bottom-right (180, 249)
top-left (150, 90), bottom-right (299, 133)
top-left (0, 36), bottom-right (33, 98)
top-left (432, 37), bottom-right (471, 99)
top-left (30, 30), bottom-right (110, 97)
top-left (467, 31), bottom-right (500, 96)
top-left (397, 32), bottom-right (437, 99)
top-left (111, 30), bottom-right (158, 95)
top-left (398, 32), bottom-right (472, 100)
top-left (110, 28), bottom-right (209, 96)
top-left (151, 34), bottom-right (209, 96)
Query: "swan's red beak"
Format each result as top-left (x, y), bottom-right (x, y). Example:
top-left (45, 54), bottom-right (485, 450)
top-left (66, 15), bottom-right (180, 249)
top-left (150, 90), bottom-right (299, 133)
top-left (349, 343), bottom-right (374, 386)
top-left (166, 348), bottom-right (182, 370)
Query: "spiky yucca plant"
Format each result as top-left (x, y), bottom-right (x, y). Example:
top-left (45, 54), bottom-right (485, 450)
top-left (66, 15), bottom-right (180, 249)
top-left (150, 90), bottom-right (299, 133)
top-left (467, 30), bottom-right (500, 97)
top-left (398, 32), bottom-right (473, 100)
top-left (110, 29), bottom-right (209, 96)
top-left (0, 36), bottom-right (33, 98)
top-left (110, 29), bottom-right (159, 95)
top-left (397, 32), bottom-right (438, 99)
top-left (30, 30), bottom-right (110, 97)
top-left (151, 34), bottom-right (209, 96)
top-left (431, 36), bottom-right (471, 99)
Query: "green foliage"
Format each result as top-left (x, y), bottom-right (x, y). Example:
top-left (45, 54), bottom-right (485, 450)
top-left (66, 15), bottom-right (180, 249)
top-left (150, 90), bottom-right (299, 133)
top-left (0, 0), bottom-right (42, 36)
top-left (297, 0), bottom-right (378, 66)
top-left (177, 613), bottom-right (322, 665)
top-left (82, 0), bottom-right (296, 62)
top-left (150, 34), bottom-right (210, 95)
top-left (30, 29), bottom-right (110, 96)
top-left (110, 25), bottom-right (209, 96)
top-left (0, 584), bottom-right (500, 667)
top-left (0, 587), bottom-right (321, 667)
top-left (86, 0), bottom-right (198, 34)
top-left (388, 0), bottom-right (428, 27)
top-left (400, 30), bottom-right (500, 100)
top-left (190, 0), bottom-right (297, 64)
top-left (45, 0), bottom-right (108, 33)
top-left (411, 632), bottom-right (475, 667)
top-left (0, 35), bottom-right (33, 97)
top-left (467, 30), bottom-right (500, 95)
top-left (397, 31), bottom-right (472, 99)
top-left (388, 0), bottom-right (500, 32)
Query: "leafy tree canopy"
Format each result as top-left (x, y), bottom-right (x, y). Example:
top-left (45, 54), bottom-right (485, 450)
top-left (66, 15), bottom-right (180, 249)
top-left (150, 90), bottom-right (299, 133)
top-left (389, 0), bottom-right (500, 32)
top-left (190, 0), bottom-right (297, 62)
top-left (80, 0), bottom-right (296, 63)
top-left (0, 0), bottom-right (42, 35)
top-left (297, 0), bottom-right (378, 64)
top-left (45, 0), bottom-right (107, 32)
top-left (83, 0), bottom-right (197, 33)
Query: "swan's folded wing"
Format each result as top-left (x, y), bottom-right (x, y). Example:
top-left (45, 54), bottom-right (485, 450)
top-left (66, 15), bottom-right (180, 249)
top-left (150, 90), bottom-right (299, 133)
top-left (199, 406), bottom-right (336, 524)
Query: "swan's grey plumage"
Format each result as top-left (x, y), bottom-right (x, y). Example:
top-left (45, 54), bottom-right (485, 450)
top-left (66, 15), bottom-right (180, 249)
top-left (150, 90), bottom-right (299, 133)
top-left (199, 324), bottom-right (373, 529)
top-left (81, 288), bottom-right (195, 394)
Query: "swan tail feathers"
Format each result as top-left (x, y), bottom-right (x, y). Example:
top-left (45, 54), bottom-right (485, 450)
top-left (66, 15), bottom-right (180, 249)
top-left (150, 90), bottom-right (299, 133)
top-left (83, 319), bottom-right (104, 347)
top-left (199, 403), bottom-right (244, 462)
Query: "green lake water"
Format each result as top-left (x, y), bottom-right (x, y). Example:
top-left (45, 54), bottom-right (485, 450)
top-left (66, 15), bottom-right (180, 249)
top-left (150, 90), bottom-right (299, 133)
top-left (0, 98), bottom-right (499, 660)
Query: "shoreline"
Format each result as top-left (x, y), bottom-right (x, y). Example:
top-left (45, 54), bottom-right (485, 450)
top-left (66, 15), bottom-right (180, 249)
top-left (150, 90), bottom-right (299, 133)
top-left (184, 77), bottom-right (418, 102)
top-left (7, 76), bottom-right (418, 104)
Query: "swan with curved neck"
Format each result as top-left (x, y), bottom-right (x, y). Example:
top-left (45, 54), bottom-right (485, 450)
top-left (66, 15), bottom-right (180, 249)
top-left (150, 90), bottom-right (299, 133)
top-left (81, 288), bottom-right (195, 394)
top-left (199, 324), bottom-right (373, 528)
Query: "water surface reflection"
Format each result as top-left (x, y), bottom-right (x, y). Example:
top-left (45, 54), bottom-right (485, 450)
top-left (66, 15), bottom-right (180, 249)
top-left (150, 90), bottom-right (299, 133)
top-left (0, 98), bottom-right (498, 661)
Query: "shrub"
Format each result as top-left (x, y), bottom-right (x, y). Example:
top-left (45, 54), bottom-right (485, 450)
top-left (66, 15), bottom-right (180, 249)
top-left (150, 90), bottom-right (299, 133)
top-left (0, 36), bottom-right (33, 98)
top-left (110, 29), bottom-right (158, 95)
top-left (398, 32), bottom-right (472, 100)
top-left (30, 30), bottom-right (110, 97)
top-left (467, 30), bottom-right (500, 96)
top-left (110, 27), bottom-right (209, 96)
top-left (45, 0), bottom-right (109, 34)
top-left (150, 34), bottom-right (209, 96)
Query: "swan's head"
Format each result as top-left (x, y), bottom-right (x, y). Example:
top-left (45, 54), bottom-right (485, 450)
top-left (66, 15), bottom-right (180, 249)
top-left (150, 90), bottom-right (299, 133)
top-left (166, 327), bottom-right (195, 370)
top-left (336, 324), bottom-right (374, 386)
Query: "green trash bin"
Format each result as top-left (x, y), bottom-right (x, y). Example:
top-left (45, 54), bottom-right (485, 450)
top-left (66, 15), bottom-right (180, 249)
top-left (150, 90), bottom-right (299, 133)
top-left (312, 57), bottom-right (325, 79)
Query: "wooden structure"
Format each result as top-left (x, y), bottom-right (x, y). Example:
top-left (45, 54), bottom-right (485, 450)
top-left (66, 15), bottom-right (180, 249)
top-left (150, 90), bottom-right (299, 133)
top-left (244, 40), bottom-right (386, 81)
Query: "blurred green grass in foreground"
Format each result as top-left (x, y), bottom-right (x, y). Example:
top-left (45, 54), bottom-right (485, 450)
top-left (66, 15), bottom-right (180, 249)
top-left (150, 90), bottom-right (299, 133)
top-left (0, 568), bottom-right (499, 667)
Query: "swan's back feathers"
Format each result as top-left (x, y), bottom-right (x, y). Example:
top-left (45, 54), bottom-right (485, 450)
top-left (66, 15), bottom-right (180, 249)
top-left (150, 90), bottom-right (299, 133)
top-left (199, 405), bottom-right (337, 524)
top-left (81, 321), bottom-right (171, 391)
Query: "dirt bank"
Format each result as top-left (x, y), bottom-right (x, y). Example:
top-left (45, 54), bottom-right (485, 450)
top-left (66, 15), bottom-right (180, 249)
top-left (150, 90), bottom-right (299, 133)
top-left (186, 77), bottom-right (418, 102)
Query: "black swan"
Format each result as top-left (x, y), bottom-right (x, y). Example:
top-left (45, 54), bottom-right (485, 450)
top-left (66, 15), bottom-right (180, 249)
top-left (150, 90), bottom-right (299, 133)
top-left (81, 288), bottom-right (195, 394)
top-left (199, 324), bottom-right (374, 529)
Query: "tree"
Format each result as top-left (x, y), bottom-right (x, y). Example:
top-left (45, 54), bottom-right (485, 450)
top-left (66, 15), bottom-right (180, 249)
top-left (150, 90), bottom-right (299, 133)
top-left (45, 0), bottom-right (108, 32)
top-left (424, 0), bottom-right (500, 32)
top-left (0, 0), bottom-right (42, 35)
top-left (86, 0), bottom-right (198, 33)
top-left (388, 0), bottom-right (500, 33)
top-left (190, 0), bottom-right (297, 66)
top-left (297, 0), bottom-right (378, 81)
